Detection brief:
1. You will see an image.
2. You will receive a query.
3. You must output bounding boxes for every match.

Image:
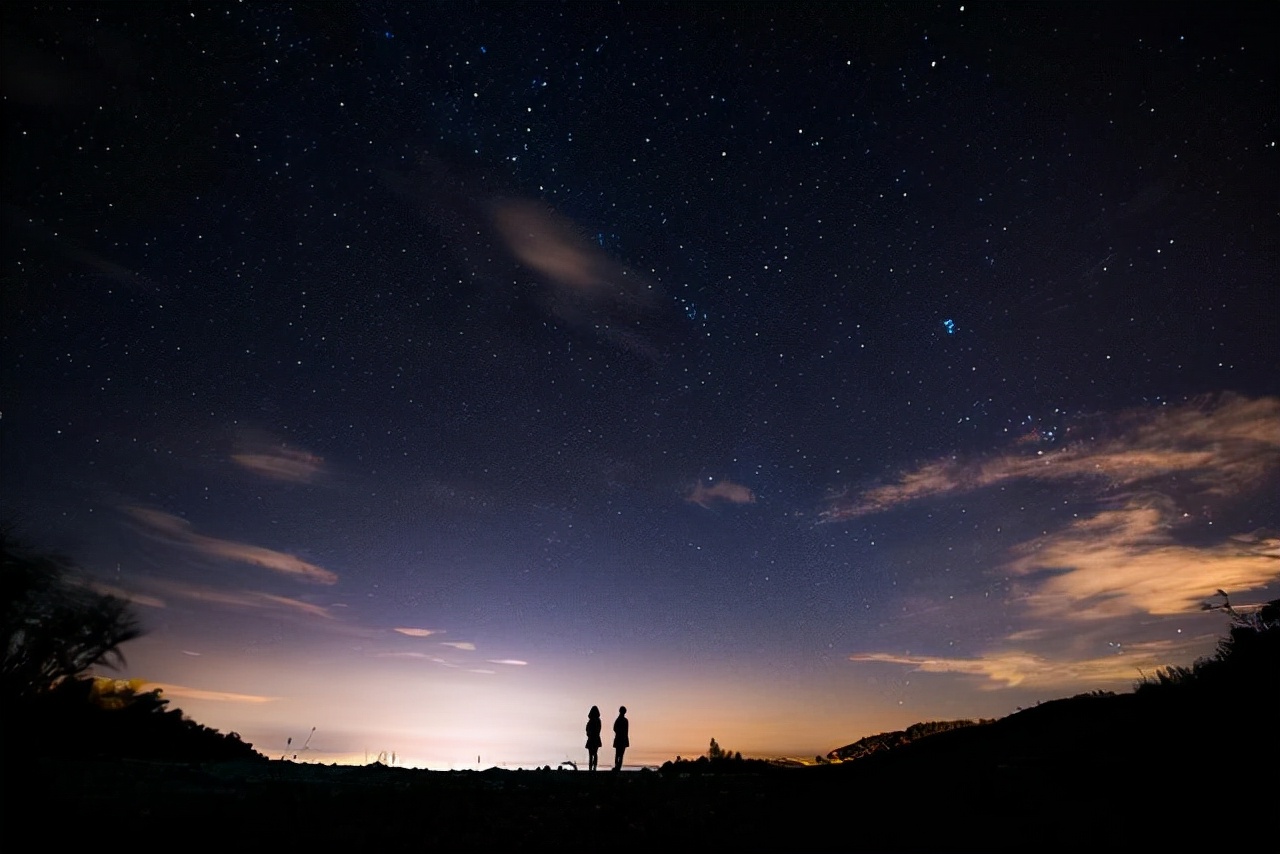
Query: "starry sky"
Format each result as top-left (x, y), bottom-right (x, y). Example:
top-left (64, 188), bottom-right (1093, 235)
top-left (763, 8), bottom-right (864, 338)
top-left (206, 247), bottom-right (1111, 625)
top-left (2, 2), bottom-right (1277, 769)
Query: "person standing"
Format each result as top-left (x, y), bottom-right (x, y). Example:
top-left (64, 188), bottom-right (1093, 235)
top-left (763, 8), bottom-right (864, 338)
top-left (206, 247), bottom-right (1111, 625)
top-left (612, 705), bottom-right (629, 771)
top-left (585, 705), bottom-right (603, 771)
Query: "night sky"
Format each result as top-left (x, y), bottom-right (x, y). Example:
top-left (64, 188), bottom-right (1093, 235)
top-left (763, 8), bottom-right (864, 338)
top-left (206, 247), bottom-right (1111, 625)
top-left (3, 2), bottom-right (1277, 769)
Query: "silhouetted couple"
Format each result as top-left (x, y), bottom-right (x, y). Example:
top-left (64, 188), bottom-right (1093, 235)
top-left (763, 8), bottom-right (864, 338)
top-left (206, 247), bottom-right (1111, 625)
top-left (585, 705), bottom-right (628, 771)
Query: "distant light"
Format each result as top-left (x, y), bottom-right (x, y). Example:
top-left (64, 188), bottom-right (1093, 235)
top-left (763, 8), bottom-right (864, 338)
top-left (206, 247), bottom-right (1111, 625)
top-left (943, 319), bottom-right (956, 334)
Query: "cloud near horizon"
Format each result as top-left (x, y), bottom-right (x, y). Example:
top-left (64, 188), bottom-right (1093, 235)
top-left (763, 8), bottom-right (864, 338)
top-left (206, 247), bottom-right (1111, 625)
top-left (124, 506), bottom-right (338, 584)
top-left (394, 627), bottom-right (439, 637)
top-left (840, 394), bottom-right (1280, 692)
top-left (376, 652), bottom-right (447, 662)
top-left (849, 637), bottom-right (1196, 690)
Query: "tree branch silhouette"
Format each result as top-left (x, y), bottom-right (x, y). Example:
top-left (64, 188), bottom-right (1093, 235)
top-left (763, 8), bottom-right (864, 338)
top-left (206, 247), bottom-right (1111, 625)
top-left (1, 529), bottom-right (143, 700)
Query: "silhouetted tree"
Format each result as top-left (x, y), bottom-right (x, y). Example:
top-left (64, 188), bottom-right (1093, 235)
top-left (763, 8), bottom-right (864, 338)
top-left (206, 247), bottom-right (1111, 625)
top-left (1, 531), bottom-right (143, 700)
top-left (705, 738), bottom-right (744, 762)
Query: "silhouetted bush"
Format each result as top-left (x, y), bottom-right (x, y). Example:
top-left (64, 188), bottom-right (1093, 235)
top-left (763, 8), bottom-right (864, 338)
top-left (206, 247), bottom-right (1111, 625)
top-left (1136, 592), bottom-right (1280, 696)
top-left (660, 753), bottom-right (782, 775)
top-left (6, 675), bottom-right (264, 763)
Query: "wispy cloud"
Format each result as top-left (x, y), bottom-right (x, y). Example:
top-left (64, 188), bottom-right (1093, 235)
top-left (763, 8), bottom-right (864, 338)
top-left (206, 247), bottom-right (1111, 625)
top-left (230, 430), bottom-right (326, 483)
top-left (142, 683), bottom-right (279, 703)
top-left (377, 649), bottom-right (524, 671)
top-left (376, 652), bottom-right (451, 664)
top-left (492, 199), bottom-right (618, 295)
top-left (489, 198), bottom-right (661, 357)
top-left (822, 394), bottom-right (1280, 521)
top-left (394, 627), bottom-right (439, 637)
top-left (850, 639), bottom-right (1190, 690)
top-left (686, 477), bottom-right (756, 508)
top-left (231, 449), bottom-right (325, 483)
top-left (255, 593), bottom-right (336, 619)
top-left (124, 506), bottom-right (338, 585)
top-left (144, 579), bottom-right (337, 619)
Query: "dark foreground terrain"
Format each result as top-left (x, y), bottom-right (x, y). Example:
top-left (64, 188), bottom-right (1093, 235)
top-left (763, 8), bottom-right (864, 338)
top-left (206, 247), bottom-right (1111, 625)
top-left (8, 601), bottom-right (1277, 850)
top-left (15, 693), bottom-right (1276, 853)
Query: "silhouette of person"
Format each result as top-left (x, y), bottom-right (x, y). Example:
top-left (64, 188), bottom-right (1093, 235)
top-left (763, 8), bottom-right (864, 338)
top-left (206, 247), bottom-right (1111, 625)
top-left (612, 705), bottom-right (629, 771)
top-left (585, 705), bottom-right (603, 771)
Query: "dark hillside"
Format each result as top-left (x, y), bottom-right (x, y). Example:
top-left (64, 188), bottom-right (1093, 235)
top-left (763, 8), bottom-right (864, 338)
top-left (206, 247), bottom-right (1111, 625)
top-left (839, 599), bottom-right (1278, 782)
top-left (827, 718), bottom-right (994, 762)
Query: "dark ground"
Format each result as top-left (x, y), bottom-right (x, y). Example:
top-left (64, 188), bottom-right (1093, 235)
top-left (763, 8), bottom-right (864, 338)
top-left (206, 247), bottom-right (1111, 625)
top-left (12, 736), bottom-right (1273, 852)
top-left (8, 756), bottom-right (1091, 850)
top-left (7, 653), bottom-right (1278, 851)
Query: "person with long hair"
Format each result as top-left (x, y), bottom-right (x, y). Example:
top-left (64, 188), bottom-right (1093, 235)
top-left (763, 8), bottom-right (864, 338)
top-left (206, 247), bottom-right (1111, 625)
top-left (584, 705), bottom-right (603, 771)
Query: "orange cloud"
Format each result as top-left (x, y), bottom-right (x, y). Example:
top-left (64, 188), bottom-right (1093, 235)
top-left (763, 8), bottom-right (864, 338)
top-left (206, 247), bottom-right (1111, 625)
top-left (843, 506), bottom-right (1280, 691)
top-left (1005, 504), bottom-right (1280, 620)
top-left (124, 506), bottom-right (338, 585)
top-left (686, 478), bottom-right (757, 508)
top-left (441, 641), bottom-right (476, 651)
top-left (486, 659), bottom-right (528, 666)
top-left (849, 641), bottom-right (1186, 689)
